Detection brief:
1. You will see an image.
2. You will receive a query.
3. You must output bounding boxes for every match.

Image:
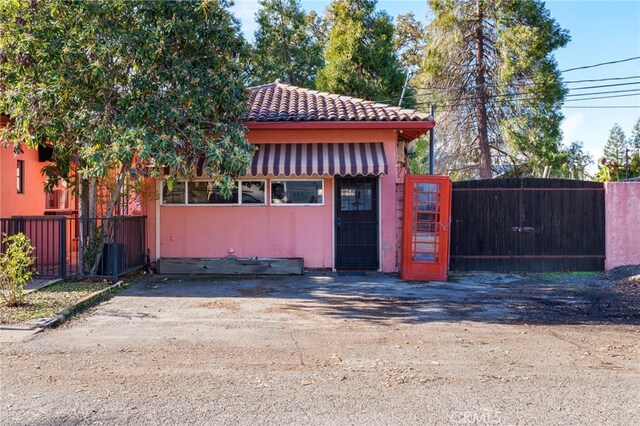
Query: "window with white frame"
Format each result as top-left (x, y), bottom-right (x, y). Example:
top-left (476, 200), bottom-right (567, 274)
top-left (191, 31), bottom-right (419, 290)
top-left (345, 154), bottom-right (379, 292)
top-left (271, 180), bottom-right (323, 205)
top-left (162, 180), bottom-right (266, 205)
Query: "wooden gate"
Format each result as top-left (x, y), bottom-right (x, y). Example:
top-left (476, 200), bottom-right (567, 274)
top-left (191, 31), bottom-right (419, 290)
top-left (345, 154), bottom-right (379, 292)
top-left (450, 178), bottom-right (605, 272)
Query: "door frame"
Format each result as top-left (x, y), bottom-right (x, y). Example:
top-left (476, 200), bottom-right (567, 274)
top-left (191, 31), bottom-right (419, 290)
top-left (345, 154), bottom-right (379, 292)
top-left (333, 175), bottom-right (381, 271)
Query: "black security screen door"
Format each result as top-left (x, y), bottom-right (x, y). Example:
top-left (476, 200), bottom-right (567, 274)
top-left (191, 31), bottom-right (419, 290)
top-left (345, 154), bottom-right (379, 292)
top-left (335, 176), bottom-right (379, 270)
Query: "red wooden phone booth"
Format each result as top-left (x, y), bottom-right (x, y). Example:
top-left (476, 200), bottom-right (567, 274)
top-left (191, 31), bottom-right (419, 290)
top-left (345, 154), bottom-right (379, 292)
top-left (401, 175), bottom-right (452, 281)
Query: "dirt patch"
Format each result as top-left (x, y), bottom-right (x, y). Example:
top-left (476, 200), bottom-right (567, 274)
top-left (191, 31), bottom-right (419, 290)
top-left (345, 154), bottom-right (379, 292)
top-left (192, 300), bottom-right (241, 312)
top-left (3, 273), bottom-right (640, 424)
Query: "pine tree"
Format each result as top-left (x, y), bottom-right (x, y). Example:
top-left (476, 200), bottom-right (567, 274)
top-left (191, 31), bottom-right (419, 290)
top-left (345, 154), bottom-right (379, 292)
top-left (417, 0), bottom-right (569, 179)
top-left (393, 12), bottom-right (428, 108)
top-left (251, 0), bottom-right (324, 87)
top-left (630, 117), bottom-right (640, 153)
top-left (603, 123), bottom-right (627, 165)
top-left (315, 0), bottom-right (405, 100)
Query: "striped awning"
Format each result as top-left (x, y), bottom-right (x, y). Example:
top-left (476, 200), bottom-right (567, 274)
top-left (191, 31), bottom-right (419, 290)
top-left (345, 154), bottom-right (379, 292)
top-left (247, 143), bottom-right (388, 177)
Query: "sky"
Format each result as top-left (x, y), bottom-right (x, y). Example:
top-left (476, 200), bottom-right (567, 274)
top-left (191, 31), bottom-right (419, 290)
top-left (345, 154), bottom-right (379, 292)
top-left (230, 0), bottom-right (640, 169)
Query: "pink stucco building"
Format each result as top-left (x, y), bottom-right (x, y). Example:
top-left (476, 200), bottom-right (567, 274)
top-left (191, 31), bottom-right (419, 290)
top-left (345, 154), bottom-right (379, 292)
top-left (604, 181), bottom-right (640, 270)
top-left (144, 82), bottom-right (435, 272)
top-left (0, 116), bottom-right (73, 218)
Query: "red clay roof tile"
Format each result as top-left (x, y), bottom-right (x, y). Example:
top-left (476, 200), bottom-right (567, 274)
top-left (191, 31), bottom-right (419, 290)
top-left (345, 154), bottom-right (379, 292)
top-left (245, 81), bottom-right (432, 123)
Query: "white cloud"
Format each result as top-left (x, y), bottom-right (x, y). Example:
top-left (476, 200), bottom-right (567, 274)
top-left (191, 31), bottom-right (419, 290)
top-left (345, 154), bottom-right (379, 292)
top-left (560, 112), bottom-right (585, 145)
top-left (230, 0), bottom-right (261, 42)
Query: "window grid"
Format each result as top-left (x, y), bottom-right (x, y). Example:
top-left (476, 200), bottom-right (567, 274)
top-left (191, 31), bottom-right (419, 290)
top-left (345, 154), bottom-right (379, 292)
top-left (161, 180), bottom-right (267, 206)
top-left (411, 183), bottom-right (441, 263)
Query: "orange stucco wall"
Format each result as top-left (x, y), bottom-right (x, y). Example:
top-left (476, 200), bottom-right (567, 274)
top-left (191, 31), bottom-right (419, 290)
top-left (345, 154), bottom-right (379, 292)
top-left (0, 144), bottom-right (49, 217)
top-left (605, 182), bottom-right (640, 270)
top-left (149, 128), bottom-right (403, 272)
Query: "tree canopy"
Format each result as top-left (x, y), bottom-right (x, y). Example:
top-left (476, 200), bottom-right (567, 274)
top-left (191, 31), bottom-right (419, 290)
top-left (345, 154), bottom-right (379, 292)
top-left (629, 117), bottom-right (640, 153)
top-left (0, 0), bottom-right (252, 197)
top-left (315, 0), bottom-right (405, 100)
top-left (251, 0), bottom-right (324, 87)
top-left (416, 0), bottom-right (570, 179)
top-left (0, 0), bottom-right (252, 273)
top-left (603, 123), bottom-right (627, 165)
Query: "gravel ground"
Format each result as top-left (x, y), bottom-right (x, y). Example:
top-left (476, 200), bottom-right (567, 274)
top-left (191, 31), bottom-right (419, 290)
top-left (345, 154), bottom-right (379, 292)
top-left (1, 271), bottom-right (639, 425)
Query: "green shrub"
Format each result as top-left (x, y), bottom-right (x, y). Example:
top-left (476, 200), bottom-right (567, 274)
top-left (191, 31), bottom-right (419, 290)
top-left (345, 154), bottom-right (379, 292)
top-left (0, 233), bottom-right (36, 306)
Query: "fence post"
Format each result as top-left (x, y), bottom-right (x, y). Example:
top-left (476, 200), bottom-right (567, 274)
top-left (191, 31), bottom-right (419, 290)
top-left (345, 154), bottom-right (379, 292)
top-left (59, 217), bottom-right (67, 278)
top-left (112, 218), bottom-right (118, 281)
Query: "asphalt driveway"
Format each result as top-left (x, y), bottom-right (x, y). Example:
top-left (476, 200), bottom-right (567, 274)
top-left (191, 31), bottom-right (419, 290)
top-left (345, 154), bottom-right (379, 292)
top-left (2, 272), bottom-right (639, 425)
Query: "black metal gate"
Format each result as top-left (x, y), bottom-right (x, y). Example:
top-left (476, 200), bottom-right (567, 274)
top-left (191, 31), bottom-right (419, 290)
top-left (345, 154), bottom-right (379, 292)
top-left (450, 178), bottom-right (605, 272)
top-left (0, 216), bottom-right (147, 279)
top-left (335, 176), bottom-right (379, 270)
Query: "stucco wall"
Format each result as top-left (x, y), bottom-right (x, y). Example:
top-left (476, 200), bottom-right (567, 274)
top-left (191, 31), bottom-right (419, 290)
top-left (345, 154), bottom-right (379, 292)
top-left (150, 128), bottom-right (402, 272)
top-left (0, 144), bottom-right (48, 218)
top-left (605, 182), bottom-right (640, 270)
top-left (160, 178), bottom-right (333, 268)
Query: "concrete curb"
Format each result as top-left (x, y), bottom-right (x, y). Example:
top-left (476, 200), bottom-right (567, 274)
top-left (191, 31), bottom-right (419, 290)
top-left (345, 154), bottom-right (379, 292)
top-left (25, 278), bottom-right (63, 294)
top-left (34, 280), bottom-right (125, 329)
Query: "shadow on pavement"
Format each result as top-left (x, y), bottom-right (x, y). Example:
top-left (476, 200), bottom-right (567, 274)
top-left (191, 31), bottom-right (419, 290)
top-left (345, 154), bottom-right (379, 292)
top-left (117, 270), bottom-right (640, 326)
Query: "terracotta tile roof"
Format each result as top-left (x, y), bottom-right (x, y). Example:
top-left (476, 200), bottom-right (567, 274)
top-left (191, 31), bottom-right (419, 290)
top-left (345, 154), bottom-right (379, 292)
top-left (245, 81), bottom-right (433, 123)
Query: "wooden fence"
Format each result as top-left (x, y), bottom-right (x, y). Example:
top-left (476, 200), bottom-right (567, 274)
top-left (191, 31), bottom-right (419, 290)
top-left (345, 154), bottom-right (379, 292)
top-left (449, 178), bottom-right (605, 272)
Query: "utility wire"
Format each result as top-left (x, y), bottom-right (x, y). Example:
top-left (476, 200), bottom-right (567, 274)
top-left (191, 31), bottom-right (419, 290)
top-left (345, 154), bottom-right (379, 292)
top-left (563, 106), bottom-right (639, 109)
top-left (564, 92), bottom-right (640, 102)
top-left (560, 56), bottom-right (640, 73)
top-left (382, 56), bottom-right (640, 105)
top-left (404, 88), bottom-right (640, 109)
top-left (408, 91), bottom-right (640, 110)
top-left (381, 77), bottom-right (640, 105)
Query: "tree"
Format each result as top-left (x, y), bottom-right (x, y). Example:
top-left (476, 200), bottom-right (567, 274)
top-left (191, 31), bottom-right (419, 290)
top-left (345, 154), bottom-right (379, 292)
top-left (629, 116), bottom-right (640, 153)
top-left (596, 120), bottom-right (640, 181)
top-left (417, 0), bottom-right (570, 179)
top-left (603, 123), bottom-right (627, 165)
top-left (251, 0), bottom-right (324, 87)
top-left (393, 12), bottom-right (428, 108)
top-left (315, 0), bottom-right (405, 100)
top-left (555, 141), bottom-right (592, 180)
top-left (0, 0), bottom-right (252, 274)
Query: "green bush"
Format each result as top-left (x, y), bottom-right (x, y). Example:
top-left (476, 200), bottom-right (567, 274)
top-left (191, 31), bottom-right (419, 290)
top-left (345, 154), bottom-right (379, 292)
top-left (0, 233), bottom-right (36, 306)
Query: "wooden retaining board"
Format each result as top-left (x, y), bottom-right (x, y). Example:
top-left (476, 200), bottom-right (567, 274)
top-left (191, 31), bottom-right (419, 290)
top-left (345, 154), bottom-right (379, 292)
top-left (157, 257), bottom-right (304, 275)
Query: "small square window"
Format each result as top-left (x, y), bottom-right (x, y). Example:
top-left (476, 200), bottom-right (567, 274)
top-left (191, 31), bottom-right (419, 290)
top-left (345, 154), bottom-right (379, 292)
top-left (162, 181), bottom-right (186, 204)
top-left (189, 181), bottom-right (238, 204)
top-left (241, 181), bottom-right (265, 204)
top-left (16, 160), bottom-right (24, 194)
top-left (271, 180), bottom-right (323, 205)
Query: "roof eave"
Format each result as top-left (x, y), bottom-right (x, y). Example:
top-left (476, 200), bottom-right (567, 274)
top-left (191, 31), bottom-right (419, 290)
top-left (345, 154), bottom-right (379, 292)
top-left (244, 120), bottom-right (434, 142)
top-left (244, 120), bottom-right (434, 131)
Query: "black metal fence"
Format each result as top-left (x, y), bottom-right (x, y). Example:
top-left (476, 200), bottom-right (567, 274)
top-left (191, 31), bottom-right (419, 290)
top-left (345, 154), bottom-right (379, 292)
top-left (0, 216), bottom-right (146, 279)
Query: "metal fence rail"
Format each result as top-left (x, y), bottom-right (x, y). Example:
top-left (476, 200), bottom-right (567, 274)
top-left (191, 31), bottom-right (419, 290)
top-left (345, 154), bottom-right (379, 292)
top-left (0, 216), bottom-right (146, 279)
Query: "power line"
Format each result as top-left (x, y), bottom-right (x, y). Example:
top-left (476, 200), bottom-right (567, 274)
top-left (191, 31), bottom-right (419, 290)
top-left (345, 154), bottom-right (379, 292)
top-left (563, 106), bottom-right (640, 109)
top-left (563, 75), bottom-right (640, 84)
top-left (408, 91), bottom-right (640, 110)
top-left (405, 88), bottom-right (640, 109)
top-left (375, 57), bottom-right (640, 106)
top-left (379, 77), bottom-right (640, 105)
top-left (568, 81), bottom-right (640, 90)
top-left (381, 57), bottom-right (640, 104)
top-left (560, 56), bottom-right (640, 73)
top-left (566, 88), bottom-right (640, 97)
top-left (564, 92), bottom-right (640, 102)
